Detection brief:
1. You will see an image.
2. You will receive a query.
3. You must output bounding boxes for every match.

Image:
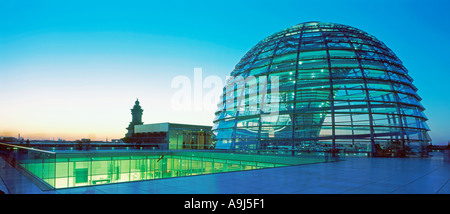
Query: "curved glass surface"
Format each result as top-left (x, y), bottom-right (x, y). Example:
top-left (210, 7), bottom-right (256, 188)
top-left (212, 21), bottom-right (430, 155)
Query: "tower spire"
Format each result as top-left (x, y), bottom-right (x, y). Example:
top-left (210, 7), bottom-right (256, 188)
top-left (125, 98), bottom-right (144, 138)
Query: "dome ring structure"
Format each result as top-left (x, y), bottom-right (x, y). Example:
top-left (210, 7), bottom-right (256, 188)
top-left (212, 21), bottom-right (430, 156)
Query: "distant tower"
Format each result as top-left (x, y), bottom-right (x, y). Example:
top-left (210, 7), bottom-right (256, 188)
top-left (125, 99), bottom-right (144, 138)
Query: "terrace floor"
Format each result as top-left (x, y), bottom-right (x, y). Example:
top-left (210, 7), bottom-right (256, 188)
top-left (1, 152), bottom-right (449, 194)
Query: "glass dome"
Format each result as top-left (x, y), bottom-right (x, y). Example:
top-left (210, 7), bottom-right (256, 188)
top-left (212, 21), bottom-right (430, 155)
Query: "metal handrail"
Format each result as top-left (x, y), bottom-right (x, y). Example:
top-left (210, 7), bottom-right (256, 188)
top-left (0, 142), bottom-right (56, 154)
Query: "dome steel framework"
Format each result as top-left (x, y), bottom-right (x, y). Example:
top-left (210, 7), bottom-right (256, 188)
top-left (212, 21), bottom-right (430, 156)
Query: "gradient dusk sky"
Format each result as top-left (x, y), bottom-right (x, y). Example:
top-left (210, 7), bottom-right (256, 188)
top-left (1, 0), bottom-right (449, 144)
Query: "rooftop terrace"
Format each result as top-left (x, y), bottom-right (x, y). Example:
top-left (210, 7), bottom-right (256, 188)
top-left (1, 151), bottom-right (448, 194)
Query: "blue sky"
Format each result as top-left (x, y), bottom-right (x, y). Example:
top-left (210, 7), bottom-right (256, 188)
top-left (1, 0), bottom-right (449, 144)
